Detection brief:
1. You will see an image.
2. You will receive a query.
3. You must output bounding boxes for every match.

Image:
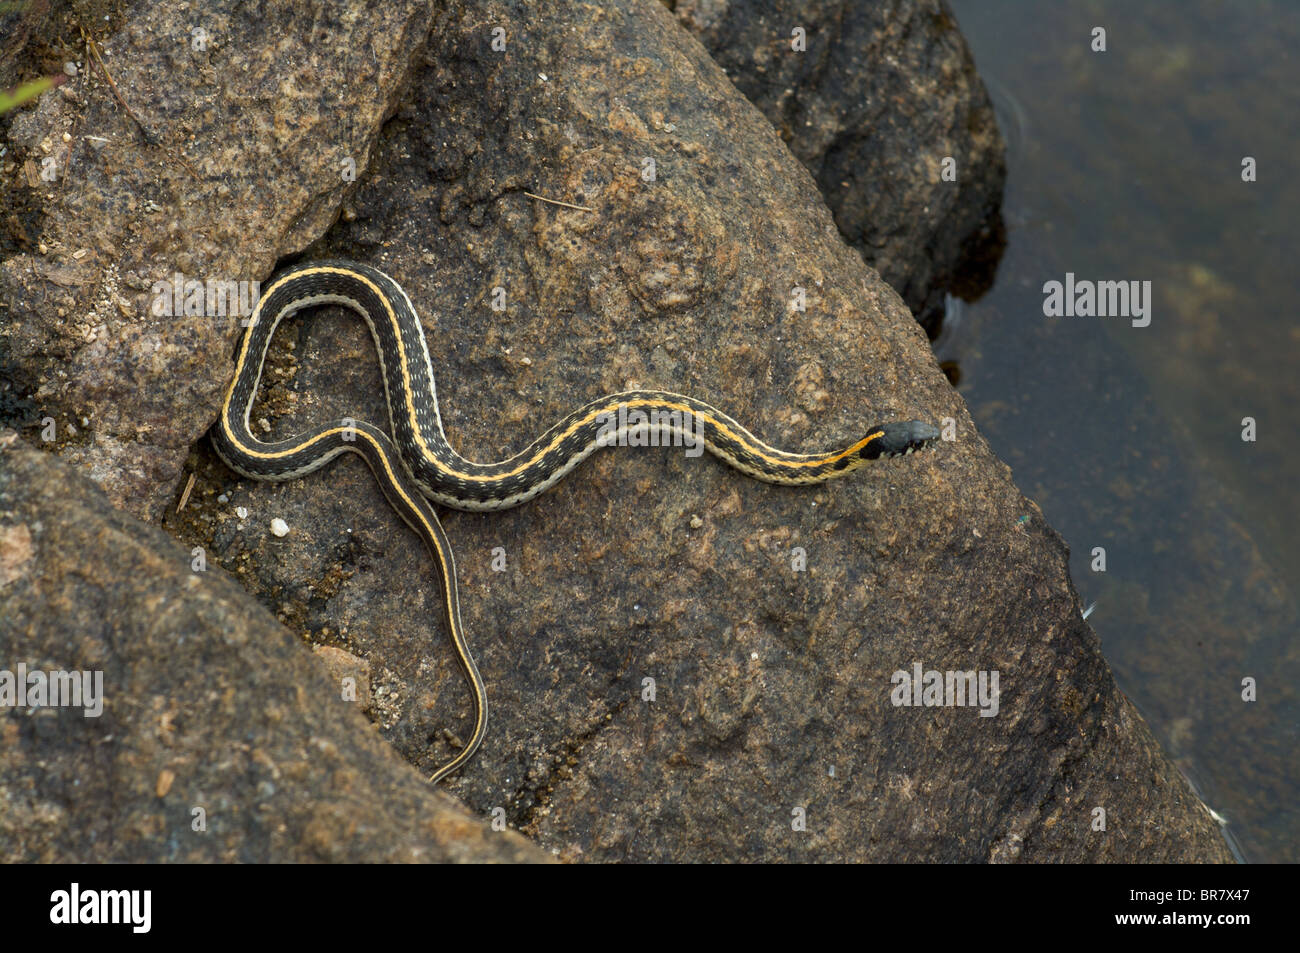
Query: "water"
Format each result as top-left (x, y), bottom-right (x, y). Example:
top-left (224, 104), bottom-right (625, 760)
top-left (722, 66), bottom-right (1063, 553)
top-left (944, 0), bottom-right (1299, 862)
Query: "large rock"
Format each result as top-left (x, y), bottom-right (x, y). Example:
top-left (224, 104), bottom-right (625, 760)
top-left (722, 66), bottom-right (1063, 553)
top-left (0, 436), bottom-right (548, 863)
top-left (668, 0), bottom-right (1006, 330)
top-left (1, 0), bottom-right (436, 520)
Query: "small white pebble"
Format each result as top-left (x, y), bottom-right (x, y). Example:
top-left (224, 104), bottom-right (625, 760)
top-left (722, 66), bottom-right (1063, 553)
top-left (270, 518), bottom-right (289, 537)
top-left (63, 62), bottom-right (78, 76)
top-left (236, 506), bottom-right (249, 520)
top-left (217, 493), bottom-right (229, 504)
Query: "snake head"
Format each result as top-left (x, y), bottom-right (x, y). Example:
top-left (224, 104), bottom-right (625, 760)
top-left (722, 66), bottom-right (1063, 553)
top-left (859, 420), bottom-right (941, 460)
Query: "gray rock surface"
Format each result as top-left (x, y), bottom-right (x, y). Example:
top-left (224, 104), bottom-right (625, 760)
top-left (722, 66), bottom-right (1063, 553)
top-left (0, 436), bottom-right (549, 862)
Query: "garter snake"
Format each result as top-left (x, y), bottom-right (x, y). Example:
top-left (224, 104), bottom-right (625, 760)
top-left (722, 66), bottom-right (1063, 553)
top-left (212, 260), bottom-right (940, 783)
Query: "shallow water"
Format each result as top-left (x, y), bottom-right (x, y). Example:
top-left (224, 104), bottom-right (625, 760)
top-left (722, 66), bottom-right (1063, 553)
top-left (945, 0), bottom-right (1299, 862)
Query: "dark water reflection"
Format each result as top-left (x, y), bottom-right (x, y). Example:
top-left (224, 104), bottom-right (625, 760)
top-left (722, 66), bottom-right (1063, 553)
top-left (944, 0), bottom-right (1299, 862)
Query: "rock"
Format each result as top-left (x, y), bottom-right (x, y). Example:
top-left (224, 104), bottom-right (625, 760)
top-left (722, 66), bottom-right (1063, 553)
top-left (668, 0), bottom-right (1006, 330)
top-left (312, 645), bottom-right (375, 715)
top-left (1, 0), bottom-right (436, 520)
top-left (0, 438), bottom-right (548, 863)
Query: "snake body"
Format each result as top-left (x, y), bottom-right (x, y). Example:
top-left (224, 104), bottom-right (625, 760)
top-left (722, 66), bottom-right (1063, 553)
top-left (212, 260), bottom-right (939, 782)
